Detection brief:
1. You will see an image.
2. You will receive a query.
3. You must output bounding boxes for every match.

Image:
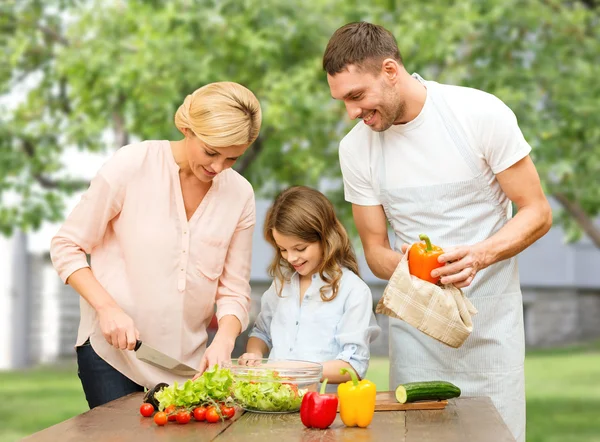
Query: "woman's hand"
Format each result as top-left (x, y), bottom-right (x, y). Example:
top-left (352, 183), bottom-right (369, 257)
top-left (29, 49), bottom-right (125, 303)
top-left (97, 305), bottom-right (140, 350)
top-left (238, 352), bottom-right (263, 366)
top-left (194, 335), bottom-right (235, 379)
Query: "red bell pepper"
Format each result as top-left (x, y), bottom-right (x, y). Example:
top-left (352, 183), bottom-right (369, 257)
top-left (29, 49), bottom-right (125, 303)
top-left (300, 378), bottom-right (338, 429)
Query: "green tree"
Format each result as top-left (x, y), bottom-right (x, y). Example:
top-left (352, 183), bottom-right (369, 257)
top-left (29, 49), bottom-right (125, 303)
top-left (1, 0), bottom-right (599, 247)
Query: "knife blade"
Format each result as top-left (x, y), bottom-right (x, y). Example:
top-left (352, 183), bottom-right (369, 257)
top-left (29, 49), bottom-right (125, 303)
top-left (134, 340), bottom-right (199, 377)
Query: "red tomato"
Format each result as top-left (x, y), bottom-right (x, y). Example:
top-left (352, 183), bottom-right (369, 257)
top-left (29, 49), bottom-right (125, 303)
top-left (220, 405), bottom-right (235, 420)
top-left (205, 406), bottom-right (220, 423)
top-left (175, 410), bottom-right (191, 424)
top-left (140, 403), bottom-right (154, 417)
top-left (154, 411), bottom-right (168, 426)
top-left (165, 405), bottom-right (177, 422)
top-left (193, 406), bottom-right (207, 421)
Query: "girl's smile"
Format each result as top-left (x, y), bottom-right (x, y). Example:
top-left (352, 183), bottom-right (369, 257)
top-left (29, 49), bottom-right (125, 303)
top-left (272, 229), bottom-right (323, 278)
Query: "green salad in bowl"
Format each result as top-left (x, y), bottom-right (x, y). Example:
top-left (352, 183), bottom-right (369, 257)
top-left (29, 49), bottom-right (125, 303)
top-left (224, 359), bottom-right (323, 413)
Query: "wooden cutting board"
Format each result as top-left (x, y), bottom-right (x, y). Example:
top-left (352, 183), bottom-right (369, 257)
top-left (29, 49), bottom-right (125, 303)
top-left (335, 391), bottom-right (448, 412)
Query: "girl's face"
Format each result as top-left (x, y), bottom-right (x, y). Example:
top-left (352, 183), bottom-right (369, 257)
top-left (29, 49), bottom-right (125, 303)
top-left (272, 229), bottom-right (323, 278)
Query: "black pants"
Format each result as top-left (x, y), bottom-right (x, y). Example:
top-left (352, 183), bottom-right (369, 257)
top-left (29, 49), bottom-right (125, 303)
top-left (76, 339), bottom-right (144, 409)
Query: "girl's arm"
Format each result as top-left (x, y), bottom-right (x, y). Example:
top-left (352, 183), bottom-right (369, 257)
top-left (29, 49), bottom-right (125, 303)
top-left (332, 280), bottom-right (382, 382)
top-left (238, 282), bottom-right (277, 365)
top-left (321, 360), bottom-right (356, 383)
top-left (237, 281), bottom-right (279, 365)
top-left (245, 337), bottom-right (270, 357)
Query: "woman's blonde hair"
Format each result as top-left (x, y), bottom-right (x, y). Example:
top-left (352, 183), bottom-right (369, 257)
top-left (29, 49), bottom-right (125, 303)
top-left (174, 82), bottom-right (262, 147)
top-left (264, 186), bottom-right (360, 302)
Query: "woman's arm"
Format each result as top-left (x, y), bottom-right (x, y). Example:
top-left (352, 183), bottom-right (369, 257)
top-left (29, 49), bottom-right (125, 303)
top-left (50, 169), bottom-right (138, 350)
top-left (67, 267), bottom-right (139, 350)
top-left (199, 192), bottom-right (256, 373)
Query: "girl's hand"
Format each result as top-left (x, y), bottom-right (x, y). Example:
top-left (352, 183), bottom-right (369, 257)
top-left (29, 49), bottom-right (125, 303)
top-left (194, 336), bottom-right (235, 379)
top-left (238, 352), bottom-right (263, 366)
top-left (97, 305), bottom-right (139, 350)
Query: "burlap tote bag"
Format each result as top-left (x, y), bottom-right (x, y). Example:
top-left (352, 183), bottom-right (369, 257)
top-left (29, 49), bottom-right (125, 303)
top-left (375, 252), bottom-right (478, 348)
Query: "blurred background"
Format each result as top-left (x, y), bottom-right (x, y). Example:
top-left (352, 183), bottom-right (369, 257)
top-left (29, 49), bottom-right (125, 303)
top-left (1, 0), bottom-right (599, 441)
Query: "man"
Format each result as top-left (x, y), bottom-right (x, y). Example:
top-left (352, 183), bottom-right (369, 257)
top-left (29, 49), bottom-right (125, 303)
top-left (323, 22), bottom-right (552, 442)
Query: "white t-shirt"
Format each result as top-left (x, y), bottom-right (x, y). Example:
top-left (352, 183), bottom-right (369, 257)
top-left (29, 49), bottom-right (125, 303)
top-left (339, 78), bottom-right (532, 216)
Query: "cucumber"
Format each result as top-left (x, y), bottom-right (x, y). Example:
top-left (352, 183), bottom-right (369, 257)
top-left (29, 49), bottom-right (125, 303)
top-left (395, 381), bottom-right (461, 403)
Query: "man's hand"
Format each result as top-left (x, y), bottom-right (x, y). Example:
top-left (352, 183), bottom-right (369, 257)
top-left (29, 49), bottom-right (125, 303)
top-left (434, 244), bottom-right (488, 288)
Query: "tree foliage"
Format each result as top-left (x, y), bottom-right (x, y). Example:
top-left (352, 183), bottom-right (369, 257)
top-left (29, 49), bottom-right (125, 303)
top-left (1, 0), bottom-right (599, 246)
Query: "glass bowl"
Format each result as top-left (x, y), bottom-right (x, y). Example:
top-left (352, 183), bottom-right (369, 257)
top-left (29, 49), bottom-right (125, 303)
top-left (223, 358), bottom-right (323, 413)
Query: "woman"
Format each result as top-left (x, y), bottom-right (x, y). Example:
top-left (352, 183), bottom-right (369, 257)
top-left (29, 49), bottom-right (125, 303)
top-left (50, 82), bottom-right (262, 408)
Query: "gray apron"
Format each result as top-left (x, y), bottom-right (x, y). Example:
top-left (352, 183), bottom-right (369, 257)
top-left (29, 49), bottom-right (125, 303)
top-left (379, 75), bottom-right (525, 442)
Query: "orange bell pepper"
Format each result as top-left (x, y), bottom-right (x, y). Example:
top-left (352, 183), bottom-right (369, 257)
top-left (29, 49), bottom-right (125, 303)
top-left (408, 234), bottom-right (444, 284)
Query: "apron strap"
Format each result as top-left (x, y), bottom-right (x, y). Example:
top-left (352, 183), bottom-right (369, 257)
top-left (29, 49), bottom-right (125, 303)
top-left (377, 73), bottom-right (482, 195)
top-left (417, 75), bottom-right (482, 178)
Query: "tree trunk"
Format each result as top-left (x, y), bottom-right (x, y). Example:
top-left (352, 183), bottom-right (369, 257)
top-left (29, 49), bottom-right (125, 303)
top-left (553, 192), bottom-right (600, 248)
top-left (234, 133), bottom-right (268, 176)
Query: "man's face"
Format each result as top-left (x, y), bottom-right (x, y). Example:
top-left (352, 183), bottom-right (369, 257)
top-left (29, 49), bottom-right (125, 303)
top-left (327, 64), bottom-right (405, 132)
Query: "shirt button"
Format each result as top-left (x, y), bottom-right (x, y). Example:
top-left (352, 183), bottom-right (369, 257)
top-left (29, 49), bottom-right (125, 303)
top-left (183, 231), bottom-right (187, 235)
top-left (180, 268), bottom-right (184, 271)
top-left (183, 250), bottom-right (186, 253)
top-left (289, 347), bottom-right (293, 351)
top-left (295, 321), bottom-right (299, 325)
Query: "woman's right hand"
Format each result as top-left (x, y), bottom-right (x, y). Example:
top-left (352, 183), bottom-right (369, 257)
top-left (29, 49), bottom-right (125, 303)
top-left (97, 305), bottom-right (140, 350)
top-left (238, 352), bottom-right (263, 366)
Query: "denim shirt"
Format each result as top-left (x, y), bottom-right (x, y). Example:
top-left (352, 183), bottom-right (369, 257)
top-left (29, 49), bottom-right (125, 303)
top-left (249, 267), bottom-right (381, 379)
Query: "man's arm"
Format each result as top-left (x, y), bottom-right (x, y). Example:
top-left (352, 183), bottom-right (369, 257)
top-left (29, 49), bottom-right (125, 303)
top-left (435, 156), bottom-right (552, 287)
top-left (352, 204), bottom-right (402, 280)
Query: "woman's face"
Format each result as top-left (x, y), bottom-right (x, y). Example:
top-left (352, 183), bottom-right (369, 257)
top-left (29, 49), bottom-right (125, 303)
top-left (272, 229), bottom-right (323, 278)
top-left (185, 133), bottom-right (250, 182)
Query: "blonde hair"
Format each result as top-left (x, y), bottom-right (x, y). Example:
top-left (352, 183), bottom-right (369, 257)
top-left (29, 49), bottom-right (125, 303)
top-left (174, 82), bottom-right (262, 147)
top-left (264, 186), bottom-right (360, 302)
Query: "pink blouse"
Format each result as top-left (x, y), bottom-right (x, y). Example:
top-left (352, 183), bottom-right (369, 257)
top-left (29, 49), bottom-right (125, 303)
top-left (50, 140), bottom-right (255, 388)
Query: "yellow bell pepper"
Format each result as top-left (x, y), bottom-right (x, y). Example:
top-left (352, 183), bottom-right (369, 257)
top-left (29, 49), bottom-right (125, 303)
top-left (337, 368), bottom-right (376, 428)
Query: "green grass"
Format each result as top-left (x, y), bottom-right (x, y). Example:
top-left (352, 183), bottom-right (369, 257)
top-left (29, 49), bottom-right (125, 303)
top-left (1, 361), bottom-right (88, 442)
top-left (2, 343), bottom-right (599, 442)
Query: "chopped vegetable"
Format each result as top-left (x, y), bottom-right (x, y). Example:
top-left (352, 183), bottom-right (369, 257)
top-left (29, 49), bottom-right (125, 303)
top-left (232, 369), bottom-right (305, 412)
top-left (154, 364), bottom-right (234, 410)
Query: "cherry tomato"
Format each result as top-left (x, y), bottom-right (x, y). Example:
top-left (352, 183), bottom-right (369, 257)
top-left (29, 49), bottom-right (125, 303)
top-left (205, 406), bottom-right (220, 423)
top-left (140, 403), bottom-right (155, 417)
top-left (193, 406), bottom-right (207, 421)
top-left (165, 405), bottom-right (177, 422)
top-left (220, 405), bottom-right (235, 420)
top-left (175, 410), bottom-right (191, 425)
top-left (154, 411), bottom-right (168, 426)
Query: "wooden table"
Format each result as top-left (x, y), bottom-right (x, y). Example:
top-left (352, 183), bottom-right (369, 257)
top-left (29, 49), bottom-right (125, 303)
top-left (23, 392), bottom-right (515, 442)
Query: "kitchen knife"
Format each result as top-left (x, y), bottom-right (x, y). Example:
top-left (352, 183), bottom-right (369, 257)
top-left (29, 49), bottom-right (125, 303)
top-left (134, 340), bottom-right (199, 377)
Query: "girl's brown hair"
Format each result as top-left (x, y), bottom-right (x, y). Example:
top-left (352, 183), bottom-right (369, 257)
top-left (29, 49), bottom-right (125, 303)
top-left (264, 186), bottom-right (360, 302)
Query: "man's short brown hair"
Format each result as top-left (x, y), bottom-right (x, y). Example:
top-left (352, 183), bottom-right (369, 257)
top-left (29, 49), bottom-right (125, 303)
top-left (323, 22), bottom-right (402, 75)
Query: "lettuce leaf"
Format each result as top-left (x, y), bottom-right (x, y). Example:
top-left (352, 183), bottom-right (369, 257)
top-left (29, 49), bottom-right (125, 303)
top-left (232, 370), bottom-right (305, 412)
top-left (154, 364), bottom-right (234, 410)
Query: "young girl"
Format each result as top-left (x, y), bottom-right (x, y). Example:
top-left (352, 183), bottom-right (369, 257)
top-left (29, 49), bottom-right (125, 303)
top-left (240, 186), bottom-right (381, 385)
